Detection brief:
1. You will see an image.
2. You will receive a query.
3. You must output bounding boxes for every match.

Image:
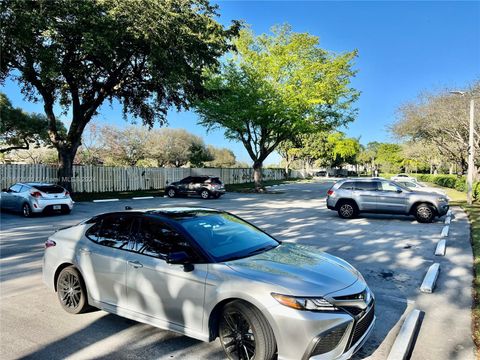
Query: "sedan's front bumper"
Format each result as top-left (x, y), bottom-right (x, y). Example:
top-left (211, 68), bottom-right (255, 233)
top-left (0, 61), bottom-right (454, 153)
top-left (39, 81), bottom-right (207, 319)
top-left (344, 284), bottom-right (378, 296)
top-left (267, 298), bottom-right (375, 360)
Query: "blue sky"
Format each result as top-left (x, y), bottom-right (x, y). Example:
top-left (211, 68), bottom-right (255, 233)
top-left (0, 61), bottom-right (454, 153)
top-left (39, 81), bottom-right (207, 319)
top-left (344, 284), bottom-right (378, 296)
top-left (2, 1), bottom-right (479, 164)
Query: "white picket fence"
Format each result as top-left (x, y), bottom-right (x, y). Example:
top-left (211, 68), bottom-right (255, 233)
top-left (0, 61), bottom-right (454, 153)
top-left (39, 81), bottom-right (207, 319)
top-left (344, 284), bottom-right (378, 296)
top-left (0, 164), bottom-right (305, 193)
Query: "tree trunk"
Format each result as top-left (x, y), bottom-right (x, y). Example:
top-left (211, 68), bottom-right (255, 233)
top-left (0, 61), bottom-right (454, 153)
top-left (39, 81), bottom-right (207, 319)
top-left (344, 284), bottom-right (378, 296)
top-left (58, 147), bottom-right (77, 192)
top-left (253, 161), bottom-right (263, 192)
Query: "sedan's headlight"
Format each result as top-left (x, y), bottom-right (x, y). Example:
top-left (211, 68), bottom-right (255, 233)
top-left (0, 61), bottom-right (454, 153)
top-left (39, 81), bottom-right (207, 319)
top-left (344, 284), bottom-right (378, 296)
top-left (271, 293), bottom-right (337, 311)
top-left (437, 197), bottom-right (448, 202)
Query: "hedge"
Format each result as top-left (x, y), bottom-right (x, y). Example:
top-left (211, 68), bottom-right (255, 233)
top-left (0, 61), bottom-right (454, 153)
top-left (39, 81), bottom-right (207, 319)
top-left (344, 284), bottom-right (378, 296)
top-left (412, 174), bottom-right (479, 200)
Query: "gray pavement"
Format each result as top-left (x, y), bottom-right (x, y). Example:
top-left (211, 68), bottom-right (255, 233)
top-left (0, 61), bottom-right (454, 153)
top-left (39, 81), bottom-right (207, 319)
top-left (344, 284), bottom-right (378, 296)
top-left (0, 180), bottom-right (475, 359)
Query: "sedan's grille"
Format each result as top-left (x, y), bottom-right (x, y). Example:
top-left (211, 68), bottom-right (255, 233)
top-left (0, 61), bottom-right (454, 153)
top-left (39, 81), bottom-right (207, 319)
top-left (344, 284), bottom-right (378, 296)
top-left (310, 322), bottom-right (348, 356)
top-left (350, 304), bottom-right (375, 347)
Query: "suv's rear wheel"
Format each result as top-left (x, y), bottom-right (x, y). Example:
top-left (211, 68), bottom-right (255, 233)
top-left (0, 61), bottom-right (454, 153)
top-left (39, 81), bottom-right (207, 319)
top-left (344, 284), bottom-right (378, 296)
top-left (200, 189), bottom-right (210, 199)
top-left (167, 188), bottom-right (176, 198)
top-left (337, 200), bottom-right (358, 219)
top-left (219, 301), bottom-right (276, 360)
top-left (415, 203), bottom-right (435, 223)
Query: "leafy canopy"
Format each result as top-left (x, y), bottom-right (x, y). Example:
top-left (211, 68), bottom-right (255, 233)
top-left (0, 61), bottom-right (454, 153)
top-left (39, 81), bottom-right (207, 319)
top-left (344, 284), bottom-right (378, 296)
top-left (195, 25), bottom-right (359, 167)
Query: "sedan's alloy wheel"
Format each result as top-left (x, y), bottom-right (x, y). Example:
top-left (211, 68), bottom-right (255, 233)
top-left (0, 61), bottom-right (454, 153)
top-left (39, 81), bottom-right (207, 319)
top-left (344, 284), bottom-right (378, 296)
top-left (56, 267), bottom-right (89, 314)
top-left (22, 203), bottom-right (31, 217)
top-left (221, 311), bottom-right (256, 360)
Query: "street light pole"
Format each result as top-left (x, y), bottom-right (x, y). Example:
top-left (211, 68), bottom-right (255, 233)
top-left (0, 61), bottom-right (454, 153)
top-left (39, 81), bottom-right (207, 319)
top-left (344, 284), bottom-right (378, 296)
top-left (450, 91), bottom-right (475, 205)
top-left (467, 98), bottom-right (475, 205)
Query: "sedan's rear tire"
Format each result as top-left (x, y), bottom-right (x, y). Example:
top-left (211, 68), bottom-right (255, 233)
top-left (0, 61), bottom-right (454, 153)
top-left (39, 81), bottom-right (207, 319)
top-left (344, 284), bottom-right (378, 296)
top-left (167, 188), bottom-right (176, 198)
top-left (219, 300), bottom-right (276, 360)
top-left (22, 203), bottom-right (32, 217)
top-left (415, 203), bottom-right (435, 223)
top-left (56, 266), bottom-right (89, 314)
top-left (337, 200), bottom-right (358, 219)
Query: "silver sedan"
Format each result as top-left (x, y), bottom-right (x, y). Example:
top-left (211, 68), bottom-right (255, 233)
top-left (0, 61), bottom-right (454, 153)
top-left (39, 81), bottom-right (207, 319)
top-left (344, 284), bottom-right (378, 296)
top-left (43, 207), bottom-right (375, 360)
top-left (0, 182), bottom-right (74, 217)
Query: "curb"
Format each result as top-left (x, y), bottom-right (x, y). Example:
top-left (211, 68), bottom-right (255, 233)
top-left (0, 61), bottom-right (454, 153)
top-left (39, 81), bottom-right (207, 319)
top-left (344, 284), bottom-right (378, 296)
top-left (434, 239), bottom-right (446, 256)
top-left (444, 216), bottom-right (451, 224)
top-left (387, 309), bottom-right (424, 360)
top-left (420, 263), bottom-right (440, 293)
top-left (132, 196), bottom-right (155, 200)
top-left (441, 225), bottom-right (449, 237)
top-left (92, 198), bottom-right (119, 203)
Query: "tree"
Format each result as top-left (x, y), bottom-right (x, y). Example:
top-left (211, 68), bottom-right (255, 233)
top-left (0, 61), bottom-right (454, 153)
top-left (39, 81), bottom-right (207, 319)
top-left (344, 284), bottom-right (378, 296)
top-left (6, 146), bottom-right (58, 165)
top-left (357, 141), bottom-right (381, 175)
top-left (205, 146), bottom-right (237, 167)
top-left (0, 93), bottom-right (65, 153)
top-left (326, 132), bottom-right (361, 168)
top-left (1, 0), bottom-right (240, 190)
top-left (195, 25), bottom-right (359, 190)
top-left (100, 126), bottom-right (150, 166)
top-left (376, 143), bottom-right (404, 173)
top-left (392, 81), bottom-right (480, 174)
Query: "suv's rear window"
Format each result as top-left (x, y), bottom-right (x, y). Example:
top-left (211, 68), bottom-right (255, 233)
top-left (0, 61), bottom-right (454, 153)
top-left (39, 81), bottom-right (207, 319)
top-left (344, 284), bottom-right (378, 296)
top-left (34, 185), bottom-right (64, 194)
top-left (209, 177), bottom-right (223, 184)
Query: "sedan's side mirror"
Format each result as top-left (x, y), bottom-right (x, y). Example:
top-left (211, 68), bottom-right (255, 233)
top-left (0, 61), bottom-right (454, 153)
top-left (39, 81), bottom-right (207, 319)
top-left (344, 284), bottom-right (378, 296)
top-left (396, 189), bottom-right (402, 193)
top-left (166, 251), bottom-right (194, 272)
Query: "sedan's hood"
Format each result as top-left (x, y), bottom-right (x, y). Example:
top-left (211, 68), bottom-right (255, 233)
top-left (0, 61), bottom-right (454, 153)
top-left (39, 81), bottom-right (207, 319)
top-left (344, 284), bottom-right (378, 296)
top-left (226, 243), bottom-right (360, 296)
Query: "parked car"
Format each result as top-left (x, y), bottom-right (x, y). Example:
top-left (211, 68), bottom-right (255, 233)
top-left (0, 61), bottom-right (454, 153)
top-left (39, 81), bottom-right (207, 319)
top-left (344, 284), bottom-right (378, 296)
top-left (394, 180), bottom-right (447, 196)
top-left (43, 207), bottom-right (375, 360)
top-left (165, 176), bottom-right (225, 199)
top-left (390, 173), bottom-right (417, 182)
top-left (0, 182), bottom-right (73, 217)
top-left (315, 170), bottom-right (327, 177)
top-left (326, 178), bottom-right (449, 223)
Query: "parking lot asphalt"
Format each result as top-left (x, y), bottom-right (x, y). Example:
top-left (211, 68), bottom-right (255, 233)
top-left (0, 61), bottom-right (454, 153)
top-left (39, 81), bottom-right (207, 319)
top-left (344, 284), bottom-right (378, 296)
top-left (0, 180), bottom-right (475, 360)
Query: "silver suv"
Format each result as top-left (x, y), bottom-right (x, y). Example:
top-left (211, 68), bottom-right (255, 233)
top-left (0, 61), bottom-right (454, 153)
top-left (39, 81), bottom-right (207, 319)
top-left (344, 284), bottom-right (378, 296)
top-left (326, 178), bottom-right (449, 223)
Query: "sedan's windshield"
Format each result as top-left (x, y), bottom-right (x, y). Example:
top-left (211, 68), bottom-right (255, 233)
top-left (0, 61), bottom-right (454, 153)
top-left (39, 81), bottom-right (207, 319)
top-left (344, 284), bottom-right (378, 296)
top-left (178, 213), bottom-right (279, 262)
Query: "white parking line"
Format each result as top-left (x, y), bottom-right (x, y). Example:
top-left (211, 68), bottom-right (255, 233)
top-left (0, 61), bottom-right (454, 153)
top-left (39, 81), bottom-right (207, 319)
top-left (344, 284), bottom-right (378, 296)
top-left (387, 309), bottom-right (424, 360)
top-left (434, 239), bottom-right (446, 256)
top-left (447, 209), bottom-right (453, 217)
top-left (444, 216), bottom-right (451, 224)
top-left (420, 263), bottom-right (440, 293)
top-left (92, 198), bottom-right (119, 203)
top-left (441, 225), bottom-right (449, 237)
top-left (132, 196), bottom-right (155, 200)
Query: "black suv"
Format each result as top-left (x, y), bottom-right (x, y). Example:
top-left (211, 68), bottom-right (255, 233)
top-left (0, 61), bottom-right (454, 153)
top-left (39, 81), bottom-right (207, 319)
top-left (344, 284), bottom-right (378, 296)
top-left (165, 176), bottom-right (226, 199)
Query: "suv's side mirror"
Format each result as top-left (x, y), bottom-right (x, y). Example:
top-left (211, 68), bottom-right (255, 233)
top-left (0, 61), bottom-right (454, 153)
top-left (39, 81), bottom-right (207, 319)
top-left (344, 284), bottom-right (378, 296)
top-left (396, 188), bottom-right (402, 193)
top-left (166, 251), bottom-right (194, 272)
top-left (1, 188), bottom-right (7, 192)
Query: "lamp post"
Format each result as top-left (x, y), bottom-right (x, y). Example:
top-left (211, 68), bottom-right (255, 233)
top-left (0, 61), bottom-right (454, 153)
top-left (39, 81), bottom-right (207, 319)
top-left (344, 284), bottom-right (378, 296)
top-left (450, 91), bottom-right (475, 205)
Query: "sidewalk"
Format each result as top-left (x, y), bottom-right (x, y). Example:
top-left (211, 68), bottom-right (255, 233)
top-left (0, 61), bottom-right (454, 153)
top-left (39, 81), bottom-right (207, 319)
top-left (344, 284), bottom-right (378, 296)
top-left (411, 206), bottom-right (475, 360)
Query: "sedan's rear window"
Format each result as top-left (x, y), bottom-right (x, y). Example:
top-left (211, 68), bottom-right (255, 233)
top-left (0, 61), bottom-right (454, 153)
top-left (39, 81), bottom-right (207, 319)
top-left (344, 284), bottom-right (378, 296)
top-left (34, 185), bottom-right (64, 194)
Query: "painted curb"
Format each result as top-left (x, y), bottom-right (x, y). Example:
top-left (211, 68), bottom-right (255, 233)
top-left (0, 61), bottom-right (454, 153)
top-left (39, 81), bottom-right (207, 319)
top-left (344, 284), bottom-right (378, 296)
top-left (441, 225), bottom-right (449, 237)
top-left (387, 309), bottom-right (424, 360)
top-left (444, 216), bottom-right (451, 224)
top-left (434, 239), bottom-right (446, 256)
top-left (420, 263), bottom-right (440, 293)
top-left (447, 209), bottom-right (453, 217)
top-left (132, 196), bottom-right (155, 200)
top-left (92, 198), bottom-right (119, 203)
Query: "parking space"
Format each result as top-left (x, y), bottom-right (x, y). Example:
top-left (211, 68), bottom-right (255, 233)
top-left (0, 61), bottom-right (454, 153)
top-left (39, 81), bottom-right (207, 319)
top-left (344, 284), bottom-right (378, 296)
top-left (0, 180), bottom-right (474, 359)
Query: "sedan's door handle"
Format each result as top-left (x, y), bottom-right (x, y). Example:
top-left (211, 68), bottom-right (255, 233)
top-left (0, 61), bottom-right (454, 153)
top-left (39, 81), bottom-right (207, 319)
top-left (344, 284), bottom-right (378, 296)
top-left (79, 248), bottom-right (91, 254)
top-left (127, 260), bottom-right (143, 269)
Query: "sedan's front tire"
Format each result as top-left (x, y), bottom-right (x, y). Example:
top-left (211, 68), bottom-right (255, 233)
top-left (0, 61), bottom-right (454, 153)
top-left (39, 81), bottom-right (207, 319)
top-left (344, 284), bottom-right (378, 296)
top-left (415, 203), bottom-right (435, 223)
top-left (56, 266), bottom-right (89, 314)
top-left (219, 300), bottom-right (276, 360)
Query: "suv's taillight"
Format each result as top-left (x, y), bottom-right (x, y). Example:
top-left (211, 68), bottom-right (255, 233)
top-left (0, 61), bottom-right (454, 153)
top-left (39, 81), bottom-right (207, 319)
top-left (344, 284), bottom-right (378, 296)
top-left (327, 189), bottom-right (334, 196)
top-left (65, 191), bottom-right (70, 197)
top-left (30, 191), bottom-right (42, 198)
top-left (44, 239), bottom-right (56, 248)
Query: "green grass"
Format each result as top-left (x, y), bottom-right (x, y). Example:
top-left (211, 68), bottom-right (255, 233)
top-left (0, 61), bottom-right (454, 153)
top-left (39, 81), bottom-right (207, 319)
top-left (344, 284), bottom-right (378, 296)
top-left (224, 178), bottom-right (312, 193)
top-left (71, 189), bottom-right (162, 202)
top-left (429, 182), bottom-right (480, 350)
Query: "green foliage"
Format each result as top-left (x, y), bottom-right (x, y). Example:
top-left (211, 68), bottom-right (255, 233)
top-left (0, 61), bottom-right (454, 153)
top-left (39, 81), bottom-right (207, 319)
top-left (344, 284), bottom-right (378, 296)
top-left (0, 93), bottom-right (65, 153)
top-left (205, 146), bottom-right (237, 167)
top-left (194, 24), bottom-right (359, 188)
top-left (1, 0), bottom-right (240, 183)
top-left (413, 174), bottom-right (479, 200)
top-left (376, 143), bottom-right (404, 173)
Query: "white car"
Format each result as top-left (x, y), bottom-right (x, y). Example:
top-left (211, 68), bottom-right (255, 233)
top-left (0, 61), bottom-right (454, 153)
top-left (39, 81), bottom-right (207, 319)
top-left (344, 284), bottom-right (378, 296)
top-left (394, 180), bottom-right (447, 196)
top-left (390, 173), bottom-right (417, 183)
